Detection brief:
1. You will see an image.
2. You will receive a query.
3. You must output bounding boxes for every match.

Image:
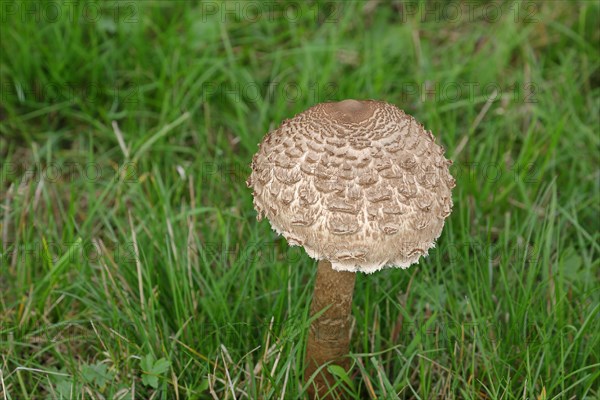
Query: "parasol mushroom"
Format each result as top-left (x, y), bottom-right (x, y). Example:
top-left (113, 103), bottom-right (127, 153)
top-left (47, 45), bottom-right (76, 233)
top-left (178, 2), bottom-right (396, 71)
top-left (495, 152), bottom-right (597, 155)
top-left (247, 99), bottom-right (455, 398)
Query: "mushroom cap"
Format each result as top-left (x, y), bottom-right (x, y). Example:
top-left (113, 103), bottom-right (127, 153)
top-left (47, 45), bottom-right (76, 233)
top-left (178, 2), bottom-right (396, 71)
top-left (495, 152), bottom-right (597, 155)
top-left (247, 99), bottom-right (455, 273)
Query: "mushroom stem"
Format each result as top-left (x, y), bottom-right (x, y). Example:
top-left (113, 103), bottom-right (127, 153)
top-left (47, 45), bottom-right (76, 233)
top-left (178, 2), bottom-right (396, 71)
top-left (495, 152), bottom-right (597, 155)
top-left (305, 259), bottom-right (356, 398)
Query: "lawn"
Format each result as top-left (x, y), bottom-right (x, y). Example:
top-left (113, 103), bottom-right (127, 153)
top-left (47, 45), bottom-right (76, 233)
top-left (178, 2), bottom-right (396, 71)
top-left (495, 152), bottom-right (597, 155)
top-left (1, 1), bottom-right (599, 399)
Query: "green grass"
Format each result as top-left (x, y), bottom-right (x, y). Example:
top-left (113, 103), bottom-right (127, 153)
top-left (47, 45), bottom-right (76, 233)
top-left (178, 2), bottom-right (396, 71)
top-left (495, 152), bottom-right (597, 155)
top-left (1, 0), bottom-right (599, 399)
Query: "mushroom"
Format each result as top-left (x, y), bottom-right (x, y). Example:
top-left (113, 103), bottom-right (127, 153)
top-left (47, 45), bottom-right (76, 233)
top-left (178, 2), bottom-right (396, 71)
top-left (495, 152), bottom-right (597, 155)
top-left (247, 99), bottom-right (455, 398)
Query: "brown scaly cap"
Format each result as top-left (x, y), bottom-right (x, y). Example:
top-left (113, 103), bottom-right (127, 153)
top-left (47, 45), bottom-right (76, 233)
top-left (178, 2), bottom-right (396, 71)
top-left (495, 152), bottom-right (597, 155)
top-left (247, 99), bottom-right (455, 273)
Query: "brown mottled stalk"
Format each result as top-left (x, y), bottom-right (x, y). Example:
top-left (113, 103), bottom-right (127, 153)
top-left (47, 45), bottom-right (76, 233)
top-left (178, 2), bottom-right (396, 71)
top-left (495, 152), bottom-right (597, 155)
top-left (305, 260), bottom-right (356, 398)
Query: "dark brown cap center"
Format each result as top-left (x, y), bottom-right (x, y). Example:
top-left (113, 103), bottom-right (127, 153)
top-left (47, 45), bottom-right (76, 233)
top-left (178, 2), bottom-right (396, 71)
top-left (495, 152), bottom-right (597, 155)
top-left (323, 99), bottom-right (374, 124)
